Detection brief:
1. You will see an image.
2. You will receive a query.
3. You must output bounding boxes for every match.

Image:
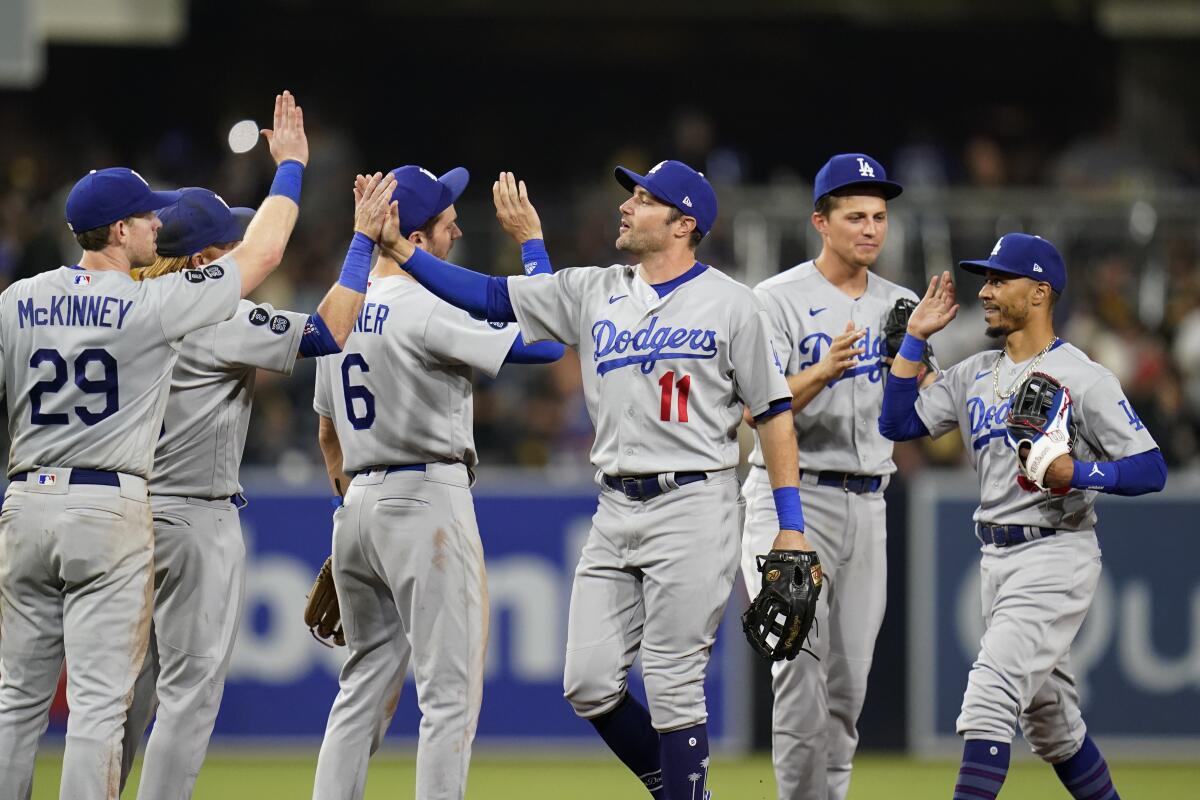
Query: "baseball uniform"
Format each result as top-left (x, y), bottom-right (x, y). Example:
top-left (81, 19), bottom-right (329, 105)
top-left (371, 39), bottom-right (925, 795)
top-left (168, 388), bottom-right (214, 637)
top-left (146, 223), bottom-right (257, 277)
top-left (507, 261), bottom-right (789, 751)
top-left (0, 258), bottom-right (240, 800)
top-left (310, 274), bottom-right (518, 800)
top-left (740, 261), bottom-right (917, 800)
top-left (118, 299), bottom-right (307, 798)
top-left (914, 341), bottom-right (1157, 757)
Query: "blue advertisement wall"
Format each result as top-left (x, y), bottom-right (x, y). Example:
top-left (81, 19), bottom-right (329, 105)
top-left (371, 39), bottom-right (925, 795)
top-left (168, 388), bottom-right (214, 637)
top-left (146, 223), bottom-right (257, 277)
top-left (207, 481), bottom-right (750, 747)
top-left (907, 474), bottom-right (1200, 756)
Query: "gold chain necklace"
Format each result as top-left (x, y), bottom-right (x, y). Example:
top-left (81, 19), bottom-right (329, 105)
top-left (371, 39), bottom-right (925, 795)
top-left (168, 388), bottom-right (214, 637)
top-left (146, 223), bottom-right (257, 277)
top-left (992, 337), bottom-right (1058, 401)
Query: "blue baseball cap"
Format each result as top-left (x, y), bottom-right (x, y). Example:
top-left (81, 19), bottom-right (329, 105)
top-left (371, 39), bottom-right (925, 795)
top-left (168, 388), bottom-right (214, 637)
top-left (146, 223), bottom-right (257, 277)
top-left (65, 167), bottom-right (182, 232)
top-left (959, 233), bottom-right (1067, 295)
top-left (812, 153), bottom-right (903, 205)
top-left (614, 160), bottom-right (718, 236)
top-left (390, 165), bottom-right (469, 236)
top-left (156, 188), bottom-right (254, 257)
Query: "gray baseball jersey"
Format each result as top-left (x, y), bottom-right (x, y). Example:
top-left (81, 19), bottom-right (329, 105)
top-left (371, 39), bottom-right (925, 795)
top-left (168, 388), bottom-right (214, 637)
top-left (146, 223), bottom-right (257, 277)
top-left (313, 275), bottom-right (518, 471)
top-left (915, 341), bottom-right (1158, 527)
top-left (150, 299), bottom-right (307, 497)
top-left (507, 263), bottom-right (790, 475)
top-left (747, 261), bottom-right (918, 475)
top-left (0, 260), bottom-right (241, 477)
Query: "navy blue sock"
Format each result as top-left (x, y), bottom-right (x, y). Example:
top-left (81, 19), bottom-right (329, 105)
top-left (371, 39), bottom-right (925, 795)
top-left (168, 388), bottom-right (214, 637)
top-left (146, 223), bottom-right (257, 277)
top-left (953, 739), bottom-right (1010, 799)
top-left (588, 693), bottom-right (663, 796)
top-left (1053, 735), bottom-right (1120, 800)
top-left (660, 723), bottom-right (710, 800)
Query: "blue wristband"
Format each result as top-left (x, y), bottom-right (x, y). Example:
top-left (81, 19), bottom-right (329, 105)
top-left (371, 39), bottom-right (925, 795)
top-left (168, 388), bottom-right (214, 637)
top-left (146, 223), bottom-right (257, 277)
top-left (1071, 459), bottom-right (1117, 491)
top-left (338, 232), bottom-right (374, 292)
top-left (897, 332), bottom-right (926, 363)
top-left (772, 486), bottom-right (805, 532)
top-left (520, 238), bottom-right (551, 276)
top-left (269, 160), bottom-right (304, 204)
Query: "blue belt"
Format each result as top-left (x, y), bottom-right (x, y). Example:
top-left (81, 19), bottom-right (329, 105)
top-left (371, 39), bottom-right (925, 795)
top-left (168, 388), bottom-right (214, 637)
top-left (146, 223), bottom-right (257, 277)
top-left (357, 464), bottom-right (427, 476)
top-left (977, 524), bottom-right (1057, 548)
top-left (601, 471), bottom-right (706, 502)
top-left (9, 468), bottom-right (120, 487)
top-left (803, 470), bottom-right (883, 494)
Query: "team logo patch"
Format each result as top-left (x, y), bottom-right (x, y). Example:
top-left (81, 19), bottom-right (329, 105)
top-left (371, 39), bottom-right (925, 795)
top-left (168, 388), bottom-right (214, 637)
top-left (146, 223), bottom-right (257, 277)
top-left (73, 273), bottom-right (92, 286)
top-left (203, 264), bottom-right (225, 279)
top-left (269, 315), bottom-right (290, 334)
top-left (37, 473), bottom-right (57, 486)
top-left (184, 269), bottom-right (205, 283)
top-left (488, 321), bottom-right (508, 330)
top-left (248, 307), bottom-right (270, 326)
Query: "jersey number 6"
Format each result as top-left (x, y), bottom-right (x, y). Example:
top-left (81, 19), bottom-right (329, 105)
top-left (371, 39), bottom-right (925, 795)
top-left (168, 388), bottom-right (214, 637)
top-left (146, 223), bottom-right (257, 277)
top-left (340, 354), bottom-right (376, 430)
top-left (658, 370), bottom-right (691, 423)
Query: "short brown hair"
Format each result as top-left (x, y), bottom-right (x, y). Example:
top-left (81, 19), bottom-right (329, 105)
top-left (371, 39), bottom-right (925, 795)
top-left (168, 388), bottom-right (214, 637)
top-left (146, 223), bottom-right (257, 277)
top-left (75, 224), bottom-right (113, 252)
top-left (814, 193), bottom-right (843, 218)
top-left (666, 207), bottom-right (704, 247)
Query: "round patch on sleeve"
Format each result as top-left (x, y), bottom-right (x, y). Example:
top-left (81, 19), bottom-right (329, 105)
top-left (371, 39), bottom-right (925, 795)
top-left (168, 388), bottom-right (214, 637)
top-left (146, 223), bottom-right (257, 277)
top-left (203, 264), bottom-right (225, 279)
top-left (248, 307), bottom-right (270, 326)
top-left (269, 315), bottom-right (291, 335)
top-left (488, 320), bottom-right (509, 330)
top-left (183, 269), bottom-right (206, 283)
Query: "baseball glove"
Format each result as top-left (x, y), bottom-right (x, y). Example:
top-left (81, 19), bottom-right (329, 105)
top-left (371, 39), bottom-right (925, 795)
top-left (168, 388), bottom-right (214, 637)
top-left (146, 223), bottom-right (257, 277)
top-left (881, 298), bottom-right (937, 372)
top-left (742, 549), bottom-right (822, 661)
top-left (1004, 371), bottom-right (1075, 490)
top-left (304, 556), bottom-right (345, 647)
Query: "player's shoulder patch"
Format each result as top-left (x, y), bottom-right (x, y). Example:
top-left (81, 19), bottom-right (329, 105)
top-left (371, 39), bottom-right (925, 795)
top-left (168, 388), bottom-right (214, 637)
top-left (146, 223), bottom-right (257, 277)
top-left (183, 269), bottom-right (205, 284)
top-left (248, 306), bottom-right (270, 326)
top-left (269, 314), bottom-right (291, 335)
top-left (203, 264), bottom-right (225, 280)
top-left (488, 320), bottom-right (509, 330)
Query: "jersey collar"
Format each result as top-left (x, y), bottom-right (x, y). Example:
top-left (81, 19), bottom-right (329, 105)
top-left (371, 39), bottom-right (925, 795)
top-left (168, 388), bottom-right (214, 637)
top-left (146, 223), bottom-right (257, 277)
top-left (649, 261), bottom-right (708, 299)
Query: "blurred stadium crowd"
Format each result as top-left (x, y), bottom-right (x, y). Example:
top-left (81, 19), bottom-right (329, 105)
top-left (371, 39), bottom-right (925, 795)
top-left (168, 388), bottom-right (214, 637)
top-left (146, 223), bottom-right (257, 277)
top-left (2, 103), bottom-right (1199, 478)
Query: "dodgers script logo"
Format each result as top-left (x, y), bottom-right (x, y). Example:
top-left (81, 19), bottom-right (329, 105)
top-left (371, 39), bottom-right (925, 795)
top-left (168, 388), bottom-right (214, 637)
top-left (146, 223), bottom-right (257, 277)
top-left (966, 396), bottom-right (1013, 450)
top-left (591, 315), bottom-right (718, 376)
top-left (798, 328), bottom-right (885, 383)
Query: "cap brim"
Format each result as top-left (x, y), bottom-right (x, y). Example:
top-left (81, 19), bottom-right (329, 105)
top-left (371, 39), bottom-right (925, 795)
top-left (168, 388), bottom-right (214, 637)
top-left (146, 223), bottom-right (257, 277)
top-left (819, 179), bottom-right (904, 202)
top-left (614, 167), bottom-right (674, 207)
top-left (226, 207), bottom-right (256, 242)
top-left (958, 258), bottom-right (1019, 279)
top-left (138, 189), bottom-right (184, 214)
top-left (438, 167), bottom-right (469, 205)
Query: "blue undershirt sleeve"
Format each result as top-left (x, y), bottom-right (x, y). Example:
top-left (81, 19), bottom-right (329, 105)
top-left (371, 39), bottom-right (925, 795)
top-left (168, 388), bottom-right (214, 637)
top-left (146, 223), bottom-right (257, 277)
top-left (504, 333), bottom-right (565, 365)
top-left (403, 247), bottom-right (516, 322)
top-left (298, 313), bottom-right (341, 358)
top-left (878, 373), bottom-right (931, 441)
top-left (520, 239), bottom-right (552, 276)
top-left (754, 397), bottom-right (792, 423)
top-left (1070, 448), bottom-right (1167, 496)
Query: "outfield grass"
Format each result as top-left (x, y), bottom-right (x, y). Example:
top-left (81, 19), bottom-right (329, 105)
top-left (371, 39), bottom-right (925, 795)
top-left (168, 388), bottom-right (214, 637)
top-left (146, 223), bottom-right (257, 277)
top-left (33, 753), bottom-right (1200, 798)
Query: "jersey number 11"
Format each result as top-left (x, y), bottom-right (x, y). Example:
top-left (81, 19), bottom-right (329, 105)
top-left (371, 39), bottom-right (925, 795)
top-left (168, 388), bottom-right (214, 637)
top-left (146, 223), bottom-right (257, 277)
top-left (658, 370), bottom-right (691, 423)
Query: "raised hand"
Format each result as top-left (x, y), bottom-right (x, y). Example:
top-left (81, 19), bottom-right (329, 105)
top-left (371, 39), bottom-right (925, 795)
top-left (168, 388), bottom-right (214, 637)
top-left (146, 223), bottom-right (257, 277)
top-left (261, 90), bottom-right (309, 167)
top-left (819, 321), bottom-right (867, 383)
top-left (353, 172), bottom-right (397, 242)
top-left (493, 171), bottom-right (543, 244)
top-left (907, 270), bottom-right (959, 339)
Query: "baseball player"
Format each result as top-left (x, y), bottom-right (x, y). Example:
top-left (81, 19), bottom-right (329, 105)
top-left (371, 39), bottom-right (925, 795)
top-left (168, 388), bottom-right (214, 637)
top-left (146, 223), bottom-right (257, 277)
top-left (740, 153), bottom-right (922, 800)
top-left (377, 159), bottom-right (812, 799)
top-left (0, 90), bottom-right (309, 800)
top-left (117, 174), bottom-right (395, 798)
top-left (310, 166), bottom-right (563, 800)
top-left (879, 233), bottom-right (1167, 799)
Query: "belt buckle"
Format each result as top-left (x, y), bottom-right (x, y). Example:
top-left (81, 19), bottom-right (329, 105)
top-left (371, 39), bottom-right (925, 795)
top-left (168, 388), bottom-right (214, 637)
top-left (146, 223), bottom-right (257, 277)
top-left (620, 477), bottom-right (642, 501)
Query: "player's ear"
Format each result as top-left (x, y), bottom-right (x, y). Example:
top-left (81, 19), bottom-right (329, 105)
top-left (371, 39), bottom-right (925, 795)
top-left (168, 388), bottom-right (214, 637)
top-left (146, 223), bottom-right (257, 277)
top-left (408, 230), bottom-right (426, 253)
top-left (811, 210), bottom-right (829, 236)
top-left (190, 253), bottom-right (205, 268)
top-left (675, 215), bottom-right (697, 241)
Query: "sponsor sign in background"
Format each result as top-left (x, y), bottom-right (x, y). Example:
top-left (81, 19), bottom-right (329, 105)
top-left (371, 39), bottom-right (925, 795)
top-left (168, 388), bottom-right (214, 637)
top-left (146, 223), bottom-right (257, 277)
top-left (908, 473), bottom-right (1200, 757)
top-left (201, 479), bottom-right (750, 749)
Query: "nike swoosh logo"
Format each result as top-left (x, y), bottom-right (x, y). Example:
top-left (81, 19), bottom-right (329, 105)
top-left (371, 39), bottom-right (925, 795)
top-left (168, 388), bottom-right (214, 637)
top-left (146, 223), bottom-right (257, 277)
top-left (609, 294), bottom-right (627, 304)
top-left (808, 307), bottom-right (826, 316)
top-left (974, 370), bottom-right (991, 381)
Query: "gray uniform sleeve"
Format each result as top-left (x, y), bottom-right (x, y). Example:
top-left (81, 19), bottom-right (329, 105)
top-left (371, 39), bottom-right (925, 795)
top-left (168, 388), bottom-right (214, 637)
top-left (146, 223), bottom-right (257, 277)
top-left (424, 302), bottom-right (520, 379)
top-left (313, 356), bottom-right (333, 417)
top-left (1075, 373), bottom-right (1159, 459)
top-left (211, 300), bottom-right (307, 374)
top-left (915, 360), bottom-right (966, 438)
top-left (729, 302), bottom-right (791, 417)
top-left (154, 255), bottom-right (242, 341)
top-left (754, 285), bottom-right (795, 357)
top-left (507, 267), bottom-right (592, 347)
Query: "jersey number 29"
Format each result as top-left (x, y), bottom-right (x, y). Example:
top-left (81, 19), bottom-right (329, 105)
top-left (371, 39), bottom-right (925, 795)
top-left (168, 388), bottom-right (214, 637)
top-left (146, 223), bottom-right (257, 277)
top-left (29, 348), bottom-right (118, 426)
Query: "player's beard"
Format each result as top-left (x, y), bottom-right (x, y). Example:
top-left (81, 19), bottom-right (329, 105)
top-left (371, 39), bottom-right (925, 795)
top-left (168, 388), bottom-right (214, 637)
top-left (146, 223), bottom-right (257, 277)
top-left (984, 300), bottom-right (1028, 338)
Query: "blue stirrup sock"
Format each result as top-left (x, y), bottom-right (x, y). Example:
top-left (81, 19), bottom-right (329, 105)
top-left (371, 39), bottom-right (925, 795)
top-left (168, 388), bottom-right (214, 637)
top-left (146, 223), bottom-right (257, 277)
top-left (953, 739), bottom-right (1010, 799)
top-left (660, 723), bottom-right (710, 800)
top-left (1053, 735), bottom-right (1120, 800)
top-left (587, 693), bottom-right (663, 796)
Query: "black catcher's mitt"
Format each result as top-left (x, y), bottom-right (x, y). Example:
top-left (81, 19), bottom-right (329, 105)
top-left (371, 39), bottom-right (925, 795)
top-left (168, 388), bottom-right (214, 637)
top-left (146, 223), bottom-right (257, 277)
top-left (881, 298), bottom-right (938, 372)
top-left (742, 549), bottom-right (822, 661)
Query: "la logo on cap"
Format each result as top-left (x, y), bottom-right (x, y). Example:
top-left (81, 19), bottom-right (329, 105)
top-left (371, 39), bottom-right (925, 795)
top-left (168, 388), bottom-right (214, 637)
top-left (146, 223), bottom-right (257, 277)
top-left (649, 161), bottom-right (665, 174)
top-left (991, 238), bottom-right (1003, 256)
top-left (856, 157), bottom-right (875, 178)
top-left (419, 168), bottom-right (437, 181)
